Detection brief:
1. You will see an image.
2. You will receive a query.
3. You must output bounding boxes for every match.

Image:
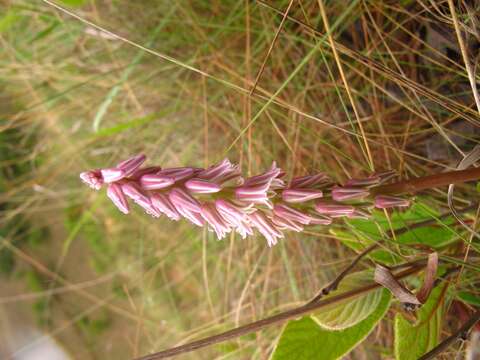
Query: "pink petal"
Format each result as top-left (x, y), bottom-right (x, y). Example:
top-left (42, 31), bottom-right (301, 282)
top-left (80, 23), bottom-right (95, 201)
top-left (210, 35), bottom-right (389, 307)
top-left (374, 196), bottom-right (410, 209)
top-left (140, 174), bottom-right (175, 190)
top-left (101, 168), bottom-right (125, 183)
top-left (200, 204), bottom-right (231, 239)
top-left (290, 174), bottom-right (329, 188)
top-left (249, 211), bottom-right (283, 247)
top-left (185, 179), bottom-right (221, 194)
top-left (158, 167), bottom-right (196, 182)
top-left (273, 204), bottom-right (311, 225)
top-left (272, 215), bottom-right (303, 232)
top-left (314, 202), bottom-right (355, 216)
top-left (130, 166), bottom-right (162, 180)
top-left (116, 154), bottom-right (146, 176)
top-left (331, 186), bottom-right (369, 201)
top-left (106, 183), bottom-right (129, 214)
top-left (282, 189), bottom-right (323, 203)
top-left (151, 193), bottom-right (181, 220)
top-left (168, 188), bottom-right (201, 212)
top-left (80, 170), bottom-right (103, 190)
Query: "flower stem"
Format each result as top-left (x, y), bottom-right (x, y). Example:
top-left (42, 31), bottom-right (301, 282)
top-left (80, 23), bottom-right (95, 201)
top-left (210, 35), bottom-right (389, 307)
top-left (371, 167), bottom-right (480, 196)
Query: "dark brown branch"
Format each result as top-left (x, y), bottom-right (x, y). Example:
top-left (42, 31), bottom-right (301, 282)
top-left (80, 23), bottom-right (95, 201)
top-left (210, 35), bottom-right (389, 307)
top-left (135, 266), bottom-right (423, 360)
top-left (418, 310), bottom-right (480, 360)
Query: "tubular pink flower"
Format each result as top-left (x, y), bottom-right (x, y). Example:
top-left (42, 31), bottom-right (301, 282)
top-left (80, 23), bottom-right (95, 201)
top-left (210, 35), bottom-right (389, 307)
top-left (315, 202), bottom-right (355, 216)
top-left (235, 183), bottom-right (271, 207)
top-left (122, 183), bottom-right (160, 217)
top-left (374, 195), bottom-right (410, 209)
top-left (282, 189), bottom-right (323, 203)
top-left (185, 179), bottom-right (222, 194)
top-left (169, 188), bottom-right (201, 213)
top-left (106, 183), bottom-right (129, 214)
top-left (331, 186), bottom-right (369, 201)
top-left (116, 154), bottom-right (146, 177)
top-left (215, 200), bottom-right (253, 239)
top-left (197, 158), bottom-right (242, 185)
top-left (290, 173), bottom-right (329, 188)
top-left (200, 204), bottom-right (231, 239)
top-left (101, 168), bottom-right (125, 183)
top-left (273, 204), bottom-right (311, 225)
top-left (272, 215), bottom-right (303, 232)
top-left (243, 162), bottom-right (284, 189)
top-left (80, 170), bottom-right (103, 190)
top-left (175, 206), bottom-right (205, 227)
top-left (249, 211), bottom-right (284, 247)
top-left (140, 174), bottom-right (175, 190)
top-left (151, 193), bottom-right (181, 221)
top-left (157, 167), bottom-right (196, 182)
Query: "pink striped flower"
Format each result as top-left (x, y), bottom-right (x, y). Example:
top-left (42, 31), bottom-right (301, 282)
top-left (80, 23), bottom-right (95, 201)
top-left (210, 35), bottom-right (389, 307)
top-left (272, 215), bottom-right (304, 232)
top-left (249, 211), bottom-right (284, 247)
top-left (273, 204), bottom-right (311, 225)
top-left (290, 173), bottom-right (329, 188)
top-left (374, 195), bottom-right (410, 209)
top-left (80, 170), bottom-right (103, 190)
top-left (345, 176), bottom-right (380, 187)
top-left (122, 183), bottom-right (160, 217)
top-left (106, 183), bottom-right (129, 214)
top-left (215, 200), bottom-right (253, 239)
top-left (169, 188), bottom-right (201, 213)
top-left (116, 154), bottom-right (146, 177)
top-left (151, 193), bottom-right (181, 221)
top-left (331, 186), bottom-right (369, 201)
top-left (185, 179), bottom-right (222, 193)
top-left (140, 174), bottom-right (175, 190)
top-left (282, 189), bottom-right (323, 203)
top-left (157, 167), bottom-right (197, 182)
top-left (197, 158), bottom-right (242, 185)
top-left (200, 204), bottom-right (232, 239)
top-left (315, 202), bottom-right (355, 217)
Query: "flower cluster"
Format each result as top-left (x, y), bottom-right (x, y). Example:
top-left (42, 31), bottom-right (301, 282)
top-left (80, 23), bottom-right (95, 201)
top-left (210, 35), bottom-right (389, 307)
top-left (80, 154), bottom-right (410, 247)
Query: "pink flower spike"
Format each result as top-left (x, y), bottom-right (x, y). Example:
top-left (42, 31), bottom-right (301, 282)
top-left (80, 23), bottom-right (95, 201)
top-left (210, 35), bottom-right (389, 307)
top-left (273, 204), bottom-right (311, 225)
top-left (249, 211), bottom-right (284, 247)
top-left (151, 193), bottom-right (181, 221)
top-left (106, 183), bottom-right (129, 214)
top-left (101, 168), bottom-right (125, 183)
top-left (374, 195), bottom-right (410, 209)
top-left (185, 179), bottom-right (221, 194)
top-left (80, 170), bottom-right (103, 190)
top-left (315, 202), bottom-right (355, 216)
top-left (116, 154), bottom-right (146, 176)
top-left (282, 189), bottom-right (323, 203)
top-left (200, 204), bottom-right (231, 239)
top-left (331, 186), bottom-right (369, 202)
top-left (140, 174), bottom-right (175, 190)
top-left (157, 167), bottom-right (195, 182)
top-left (345, 176), bottom-right (380, 187)
top-left (168, 188), bottom-right (201, 212)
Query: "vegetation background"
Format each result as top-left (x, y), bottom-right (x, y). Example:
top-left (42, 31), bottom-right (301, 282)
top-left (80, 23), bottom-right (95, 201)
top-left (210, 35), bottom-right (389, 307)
top-left (0, 0), bottom-right (479, 359)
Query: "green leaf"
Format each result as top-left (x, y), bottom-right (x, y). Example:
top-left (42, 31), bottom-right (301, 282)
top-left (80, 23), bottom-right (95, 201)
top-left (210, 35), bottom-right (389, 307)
top-left (394, 286), bottom-right (444, 360)
top-left (271, 290), bottom-right (391, 360)
top-left (457, 292), bottom-right (480, 307)
top-left (332, 203), bottom-right (459, 264)
top-left (312, 270), bottom-right (382, 330)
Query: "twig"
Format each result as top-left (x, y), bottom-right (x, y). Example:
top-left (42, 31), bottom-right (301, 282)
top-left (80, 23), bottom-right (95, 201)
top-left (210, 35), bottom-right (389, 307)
top-left (135, 266), bottom-right (423, 360)
top-left (418, 310), bottom-right (480, 360)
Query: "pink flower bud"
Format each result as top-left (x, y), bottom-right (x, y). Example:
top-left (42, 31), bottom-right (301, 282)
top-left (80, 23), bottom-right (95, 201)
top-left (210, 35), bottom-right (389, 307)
top-left (122, 183), bottom-right (160, 217)
top-left (185, 179), bottom-right (222, 194)
top-left (374, 195), bottom-right (410, 209)
top-left (151, 193), bottom-right (181, 221)
top-left (130, 166), bottom-right (162, 180)
top-left (314, 202), bottom-right (355, 216)
top-left (235, 183), bottom-right (271, 205)
top-left (101, 168), bottom-right (125, 183)
top-left (198, 158), bottom-right (241, 184)
top-left (106, 183), bottom-right (129, 214)
top-left (116, 154), bottom-right (146, 176)
top-left (273, 204), bottom-right (311, 225)
top-left (249, 211), bottom-right (284, 247)
top-left (331, 186), bottom-right (369, 201)
top-left (80, 170), bottom-right (103, 190)
top-left (176, 206), bottom-right (205, 227)
top-left (140, 174), bottom-right (175, 190)
top-left (169, 188), bottom-right (201, 213)
top-left (282, 189), bottom-right (323, 203)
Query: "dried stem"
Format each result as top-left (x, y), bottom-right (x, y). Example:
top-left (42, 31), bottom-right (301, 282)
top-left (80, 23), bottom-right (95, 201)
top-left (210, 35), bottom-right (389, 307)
top-left (418, 310), bottom-right (480, 360)
top-left (135, 266), bottom-right (423, 360)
